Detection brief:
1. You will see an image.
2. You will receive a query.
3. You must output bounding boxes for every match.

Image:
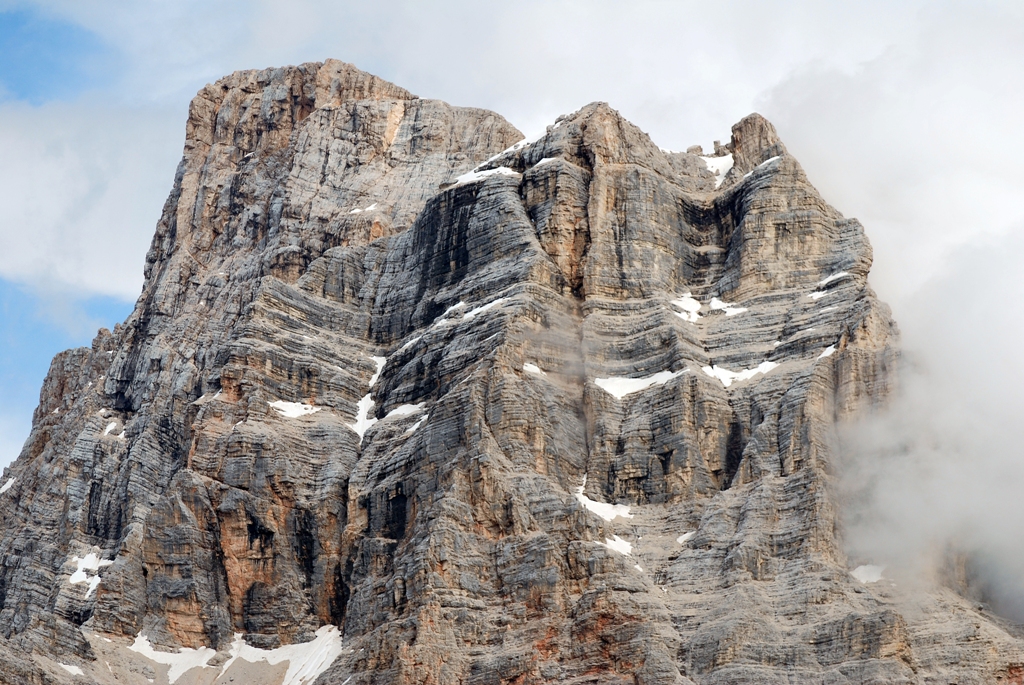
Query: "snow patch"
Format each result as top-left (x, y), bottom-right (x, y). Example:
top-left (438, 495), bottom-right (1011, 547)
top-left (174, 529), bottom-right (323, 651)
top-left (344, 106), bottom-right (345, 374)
top-left (594, 370), bottom-right (686, 399)
top-left (433, 301), bottom-right (465, 325)
top-left (523, 363), bottom-right (545, 376)
top-left (701, 154), bottom-right (734, 188)
top-left (451, 166), bottom-right (520, 187)
top-left (702, 361), bottom-right (779, 388)
top-left (129, 634), bottom-right (217, 684)
top-left (442, 301), bottom-right (466, 316)
top-left (634, 564), bottom-right (644, 572)
top-left (574, 479), bottom-right (633, 521)
top-left (405, 415), bottom-right (428, 434)
top-left (269, 401), bottom-right (321, 419)
top-left (69, 553), bottom-right (114, 599)
top-left (599, 535), bottom-right (633, 556)
top-left (369, 356), bottom-right (386, 387)
top-left (808, 291), bottom-right (830, 300)
top-left (818, 271), bottom-right (850, 287)
top-left (477, 136), bottom-right (538, 168)
top-left (399, 336), bottom-right (422, 352)
top-left (677, 531), bottom-right (695, 544)
top-left (348, 395), bottom-right (377, 440)
top-left (851, 565), bottom-right (884, 584)
top-left (0, 477), bottom-right (14, 494)
top-left (219, 625), bottom-right (344, 685)
top-left (671, 293), bottom-right (702, 323)
top-left (59, 664), bottom-right (84, 676)
top-left (818, 345), bottom-right (836, 359)
top-left (102, 422), bottom-right (118, 436)
top-left (743, 155), bottom-right (782, 178)
top-left (534, 157), bottom-right (558, 167)
top-left (385, 403), bottom-right (425, 420)
top-left (463, 297), bottom-right (508, 319)
top-left (709, 297), bottom-right (747, 316)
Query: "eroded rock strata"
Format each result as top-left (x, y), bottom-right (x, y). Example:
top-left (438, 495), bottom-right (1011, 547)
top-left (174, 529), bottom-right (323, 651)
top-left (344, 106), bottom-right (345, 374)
top-left (1, 60), bottom-right (1021, 685)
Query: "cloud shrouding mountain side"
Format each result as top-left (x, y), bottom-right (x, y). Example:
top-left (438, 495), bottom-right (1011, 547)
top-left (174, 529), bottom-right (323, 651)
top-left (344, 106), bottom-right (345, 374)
top-left (839, 227), bottom-right (1024, 620)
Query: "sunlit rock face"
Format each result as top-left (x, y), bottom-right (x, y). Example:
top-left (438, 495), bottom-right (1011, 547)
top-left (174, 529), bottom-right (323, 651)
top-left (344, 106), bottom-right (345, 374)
top-left (0, 59), bottom-right (1020, 685)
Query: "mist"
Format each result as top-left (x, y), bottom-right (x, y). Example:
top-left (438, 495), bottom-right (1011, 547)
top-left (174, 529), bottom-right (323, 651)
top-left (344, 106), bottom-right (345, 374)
top-left (838, 226), bottom-right (1024, 619)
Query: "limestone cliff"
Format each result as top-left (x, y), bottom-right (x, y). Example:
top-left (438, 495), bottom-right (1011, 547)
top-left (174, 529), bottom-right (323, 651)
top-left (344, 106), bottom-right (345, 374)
top-left (0, 60), bottom-right (1020, 685)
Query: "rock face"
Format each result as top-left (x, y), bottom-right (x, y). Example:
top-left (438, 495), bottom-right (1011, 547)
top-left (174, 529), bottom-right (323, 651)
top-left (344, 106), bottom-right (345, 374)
top-left (1, 60), bottom-right (1022, 685)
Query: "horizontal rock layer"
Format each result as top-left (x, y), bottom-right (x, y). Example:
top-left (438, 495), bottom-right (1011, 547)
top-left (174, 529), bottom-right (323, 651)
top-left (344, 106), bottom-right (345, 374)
top-left (1, 59), bottom-right (1022, 685)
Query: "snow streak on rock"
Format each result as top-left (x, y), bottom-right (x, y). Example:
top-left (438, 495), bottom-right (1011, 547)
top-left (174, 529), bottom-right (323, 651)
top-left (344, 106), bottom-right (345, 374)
top-left (595, 370), bottom-right (686, 399)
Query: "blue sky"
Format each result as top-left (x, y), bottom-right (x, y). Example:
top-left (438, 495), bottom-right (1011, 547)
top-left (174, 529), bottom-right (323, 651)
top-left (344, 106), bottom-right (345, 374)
top-left (0, 280), bottom-right (133, 461)
top-left (0, 6), bottom-right (132, 465)
top-left (1, 0), bottom-right (1023, 472)
top-left (0, 7), bottom-right (114, 101)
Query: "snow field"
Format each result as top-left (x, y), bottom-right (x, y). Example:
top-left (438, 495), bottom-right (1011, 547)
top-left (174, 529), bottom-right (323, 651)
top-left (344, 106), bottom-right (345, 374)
top-left (595, 369), bottom-right (686, 399)
top-left (451, 166), bottom-right (520, 187)
top-left (220, 625), bottom-right (344, 685)
top-left (817, 271), bottom-right (850, 287)
top-left (701, 154), bottom-right (734, 188)
top-left (384, 403), bottom-right (425, 420)
top-left (599, 535), bottom-right (633, 556)
top-left (69, 552), bottom-right (114, 599)
top-left (574, 478), bottom-right (633, 521)
top-left (348, 356), bottom-right (387, 441)
top-left (129, 634), bottom-right (217, 684)
top-left (671, 293), bottom-right (702, 323)
top-left (702, 361), bottom-right (779, 388)
top-left (709, 297), bottom-right (747, 316)
top-left (269, 401), bottom-right (321, 418)
top-left (851, 565), bottom-right (884, 584)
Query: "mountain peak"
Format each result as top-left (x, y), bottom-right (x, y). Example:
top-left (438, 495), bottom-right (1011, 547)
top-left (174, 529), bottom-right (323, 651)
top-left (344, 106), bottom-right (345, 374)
top-left (727, 111), bottom-right (788, 175)
top-left (0, 62), bottom-right (1014, 685)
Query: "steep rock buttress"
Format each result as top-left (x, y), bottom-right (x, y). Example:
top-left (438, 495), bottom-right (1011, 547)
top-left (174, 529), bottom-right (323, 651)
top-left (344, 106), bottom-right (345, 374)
top-left (0, 61), bottom-right (1021, 685)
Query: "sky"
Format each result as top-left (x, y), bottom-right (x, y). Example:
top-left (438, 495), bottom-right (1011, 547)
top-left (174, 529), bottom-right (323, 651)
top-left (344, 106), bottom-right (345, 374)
top-left (1, 0), bottom-right (1023, 605)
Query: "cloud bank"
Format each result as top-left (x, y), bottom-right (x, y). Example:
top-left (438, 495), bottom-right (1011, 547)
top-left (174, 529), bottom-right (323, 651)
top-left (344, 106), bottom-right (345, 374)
top-left (839, 226), bottom-right (1024, 618)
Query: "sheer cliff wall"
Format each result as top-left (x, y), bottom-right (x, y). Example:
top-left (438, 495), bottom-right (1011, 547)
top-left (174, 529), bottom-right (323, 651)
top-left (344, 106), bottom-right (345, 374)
top-left (0, 60), bottom-right (1020, 685)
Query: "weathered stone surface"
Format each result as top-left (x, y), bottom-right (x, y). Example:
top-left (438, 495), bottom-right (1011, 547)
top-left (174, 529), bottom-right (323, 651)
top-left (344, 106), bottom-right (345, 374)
top-left (1, 60), bottom-right (1022, 685)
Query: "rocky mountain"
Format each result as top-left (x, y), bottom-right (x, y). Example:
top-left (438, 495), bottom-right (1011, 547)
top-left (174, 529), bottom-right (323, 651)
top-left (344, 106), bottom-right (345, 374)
top-left (1, 59), bottom-right (1022, 685)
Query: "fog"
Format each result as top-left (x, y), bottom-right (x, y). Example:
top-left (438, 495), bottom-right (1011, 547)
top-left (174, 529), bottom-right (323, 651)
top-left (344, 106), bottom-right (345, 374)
top-left (838, 227), bottom-right (1024, 618)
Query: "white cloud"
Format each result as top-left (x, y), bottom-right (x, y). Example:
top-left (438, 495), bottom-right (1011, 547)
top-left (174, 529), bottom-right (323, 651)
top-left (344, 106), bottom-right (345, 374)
top-left (759, 2), bottom-right (1024, 308)
top-left (0, 99), bottom-right (182, 299)
top-left (840, 226), bottom-right (1024, 618)
top-left (4, 1), bottom-right (1020, 307)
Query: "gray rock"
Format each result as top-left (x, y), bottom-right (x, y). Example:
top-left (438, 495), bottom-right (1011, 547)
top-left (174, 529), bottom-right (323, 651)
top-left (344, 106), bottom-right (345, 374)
top-left (0, 60), bottom-right (1019, 685)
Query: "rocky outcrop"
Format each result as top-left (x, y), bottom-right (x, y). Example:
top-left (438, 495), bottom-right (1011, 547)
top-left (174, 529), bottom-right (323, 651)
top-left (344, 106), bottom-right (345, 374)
top-left (0, 60), bottom-right (1021, 685)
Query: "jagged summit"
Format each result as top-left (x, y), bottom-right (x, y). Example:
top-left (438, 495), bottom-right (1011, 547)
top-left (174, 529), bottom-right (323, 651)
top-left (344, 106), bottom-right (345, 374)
top-left (0, 61), bottom-right (1019, 685)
